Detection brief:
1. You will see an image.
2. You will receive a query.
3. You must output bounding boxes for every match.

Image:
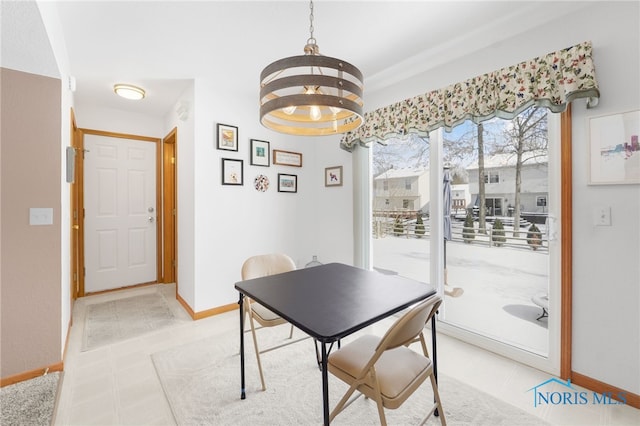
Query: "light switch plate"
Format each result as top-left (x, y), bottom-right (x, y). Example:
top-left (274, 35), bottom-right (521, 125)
top-left (593, 205), bottom-right (611, 226)
top-left (29, 208), bottom-right (53, 225)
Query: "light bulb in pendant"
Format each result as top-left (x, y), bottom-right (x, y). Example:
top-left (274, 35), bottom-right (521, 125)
top-left (309, 105), bottom-right (322, 121)
top-left (330, 106), bottom-right (340, 130)
top-left (282, 106), bottom-right (296, 115)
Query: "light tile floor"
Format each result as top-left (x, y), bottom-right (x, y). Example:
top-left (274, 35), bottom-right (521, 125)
top-left (53, 284), bottom-right (640, 425)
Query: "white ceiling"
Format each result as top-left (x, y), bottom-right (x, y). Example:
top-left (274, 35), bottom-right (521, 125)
top-left (5, 1), bottom-right (592, 118)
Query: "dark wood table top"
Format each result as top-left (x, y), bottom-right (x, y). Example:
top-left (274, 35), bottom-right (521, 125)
top-left (235, 262), bottom-right (435, 342)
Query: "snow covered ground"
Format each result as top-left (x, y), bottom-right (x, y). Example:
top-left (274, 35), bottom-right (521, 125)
top-left (372, 234), bottom-right (549, 355)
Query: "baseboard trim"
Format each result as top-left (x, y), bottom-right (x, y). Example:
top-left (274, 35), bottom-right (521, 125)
top-left (572, 371), bottom-right (639, 409)
top-left (175, 293), bottom-right (238, 320)
top-left (1, 362), bottom-right (64, 387)
top-left (176, 292), bottom-right (196, 318)
top-left (193, 303), bottom-right (237, 320)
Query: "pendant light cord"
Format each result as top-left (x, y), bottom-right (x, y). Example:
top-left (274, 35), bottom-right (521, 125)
top-left (305, 0), bottom-right (319, 55)
top-left (307, 0), bottom-right (315, 45)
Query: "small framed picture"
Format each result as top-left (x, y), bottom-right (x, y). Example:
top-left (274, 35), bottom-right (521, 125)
top-left (277, 173), bottom-right (297, 193)
top-left (221, 158), bottom-right (243, 185)
top-left (273, 149), bottom-right (303, 167)
top-left (216, 123), bottom-right (238, 151)
top-left (325, 166), bottom-right (343, 187)
top-left (254, 174), bottom-right (270, 192)
top-left (250, 139), bottom-right (270, 167)
top-left (588, 109), bottom-right (640, 185)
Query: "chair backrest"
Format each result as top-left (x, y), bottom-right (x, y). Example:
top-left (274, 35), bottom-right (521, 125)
top-left (241, 253), bottom-right (296, 280)
top-left (376, 294), bottom-right (442, 352)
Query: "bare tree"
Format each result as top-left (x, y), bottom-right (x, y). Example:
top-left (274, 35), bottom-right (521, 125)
top-left (443, 122), bottom-right (493, 232)
top-left (476, 123), bottom-right (487, 233)
top-left (372, 134), bottom-right (429, 176)
top-left (490, 107), bottom-right (548, 236)
top-left (443, 132), bottom-right (475, 166)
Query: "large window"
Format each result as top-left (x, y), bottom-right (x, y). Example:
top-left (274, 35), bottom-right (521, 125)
top-left (370, 107), bottom-right (559, 372)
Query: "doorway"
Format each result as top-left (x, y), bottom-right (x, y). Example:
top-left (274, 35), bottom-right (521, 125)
top-left (162, 129), bottom-right (177, 286)
top-left (71, 129), bottom-right (162, 296)
top-left (368, 109), bottom-right (569, 375)
top-left (484, 198), bottom-right (503, 216)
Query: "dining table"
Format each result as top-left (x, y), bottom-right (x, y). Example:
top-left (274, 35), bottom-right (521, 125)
top-left (235, 262), bottom-right (438, 425)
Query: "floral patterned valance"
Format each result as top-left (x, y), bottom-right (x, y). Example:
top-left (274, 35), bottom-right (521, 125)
top-left (340, 41), bottom-right (600, 151)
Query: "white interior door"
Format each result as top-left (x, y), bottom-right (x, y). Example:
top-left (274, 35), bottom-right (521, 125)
top-left (84, 134), bottom-right (157, 293)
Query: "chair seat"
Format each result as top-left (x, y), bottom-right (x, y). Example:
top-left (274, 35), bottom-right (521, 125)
top-left (328, 335), bottom-right (432, 409)
top-left (251, 302), bottom-right (287, 327)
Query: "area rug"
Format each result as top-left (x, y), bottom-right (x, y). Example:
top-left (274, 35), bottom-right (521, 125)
top-left (82, 291), bottom-right (183, 351)
top-left (152, 325), bottom-right (548, 425)
top-left (0, 372), bottom-right (60, 426)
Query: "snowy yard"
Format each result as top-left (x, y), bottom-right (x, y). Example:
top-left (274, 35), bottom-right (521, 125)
top-left (372, 235), bottom-right (549, 355)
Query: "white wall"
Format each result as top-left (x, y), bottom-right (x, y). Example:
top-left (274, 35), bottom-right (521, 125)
top-left (37, 0), bottom-right (74, 358)
top-left (567, 3), bottom-right (639, 394)
top-left (164, 84), bottom-right (197, 309)
top-left (305, 138), bottom-right (355, 265)
top-left (74, 105), bottom-right (165, 137)
top-left (345, 1), bottom-right (639, 395)
top-left (182, 79), bottom-right (354, 312)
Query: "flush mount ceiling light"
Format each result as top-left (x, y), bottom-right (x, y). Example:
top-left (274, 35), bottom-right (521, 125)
top-left (259, 0), bottom-right (364, 136)
top-left (113, 84), bottom-right (146, 100)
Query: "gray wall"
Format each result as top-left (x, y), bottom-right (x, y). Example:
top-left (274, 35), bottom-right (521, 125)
top-left (1, 68), bottom-right (62, 377)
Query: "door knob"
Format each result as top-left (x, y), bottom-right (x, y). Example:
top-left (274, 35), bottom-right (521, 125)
top-left (148, 216), bottom-right (155, 223)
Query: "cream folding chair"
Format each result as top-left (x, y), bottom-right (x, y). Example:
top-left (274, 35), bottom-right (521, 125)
top-left (327, 294), bottom-right (446, 425)
top-left (241, 253), bottom-right (308, 391)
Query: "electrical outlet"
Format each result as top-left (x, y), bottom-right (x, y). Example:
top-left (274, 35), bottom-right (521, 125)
top-left (593, 205), bottom-right (611, 226)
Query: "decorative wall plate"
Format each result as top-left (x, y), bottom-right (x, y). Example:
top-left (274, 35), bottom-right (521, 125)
top-left (254, 174), bottom-right (270, 192)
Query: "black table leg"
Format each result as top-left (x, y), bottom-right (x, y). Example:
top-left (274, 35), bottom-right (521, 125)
top-left (316, 340), bottom-right (339, 371)
top-left (321, 341), bottom-right (330, 425)
top-left (239, 293), bottom-right (246, 400)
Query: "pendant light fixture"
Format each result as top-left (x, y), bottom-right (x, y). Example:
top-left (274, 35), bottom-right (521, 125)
top-left (259, 0), bottom-right (364, 136)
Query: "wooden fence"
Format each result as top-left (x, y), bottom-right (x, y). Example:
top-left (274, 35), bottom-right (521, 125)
top-left (373, 217), bottom-right (548, 251)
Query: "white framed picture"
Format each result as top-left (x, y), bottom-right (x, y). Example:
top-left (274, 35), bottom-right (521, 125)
top-left (589, 110), bottom-right (640, 185)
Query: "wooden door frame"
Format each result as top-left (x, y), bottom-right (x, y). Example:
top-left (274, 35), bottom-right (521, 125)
top-left (560, 106), bottom-right (572, 379)
top-left (75, 129), bottom-right (162, 296)
top-left (162, 128), bottom-right (177, 287)
top-left (70, 108), bottom-right (81, 301)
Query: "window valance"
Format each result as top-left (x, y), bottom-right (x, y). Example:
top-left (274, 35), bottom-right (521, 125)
top-left (340, 41), bottom-right (600, 152)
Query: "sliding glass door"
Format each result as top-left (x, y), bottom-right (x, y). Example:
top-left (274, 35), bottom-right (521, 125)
top-left (367, 108), bottom-right (561, 374)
